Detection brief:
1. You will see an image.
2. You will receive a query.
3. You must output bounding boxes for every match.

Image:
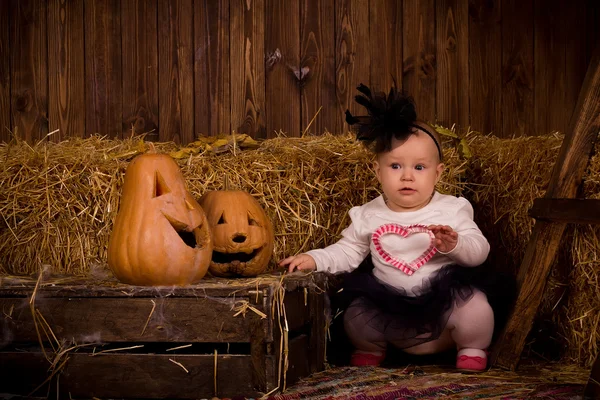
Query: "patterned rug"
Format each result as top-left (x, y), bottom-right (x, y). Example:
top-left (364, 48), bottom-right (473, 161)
top-left (267, 365), bottom-right (587, 400)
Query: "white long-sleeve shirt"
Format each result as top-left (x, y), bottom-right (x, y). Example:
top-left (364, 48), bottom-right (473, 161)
top-left (306, 192), bottom-right (490, 295)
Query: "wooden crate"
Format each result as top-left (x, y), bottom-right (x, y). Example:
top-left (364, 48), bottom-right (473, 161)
top-left (0, 272), bottom-right (328, 399)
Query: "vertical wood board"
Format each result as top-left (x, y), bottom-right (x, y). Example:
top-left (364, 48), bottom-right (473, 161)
top-left (300, 0), bottom-right (336, 135)
top-left (122, 0), bottom-right (159, 139)
top-left (265, 0), bottom-right (301, 137)
top-left (230, 0), bottom-right (266, 138)
top-left (501, 0), bottom-right (534, 137)
top-left (369, 0), bottom-right (403, 97)
top-left (158, 0), bottom-right (195, 144)
top-left (468, 0), bottom-right (502, 135)
top-left (48, 0), bottom-right (85, 140)
top-left (436, 0), bottom-right (469, 129)
top-left (403, 0), bottom-right (436, 122)
top-left (85, 0), bottom-right (123, 138)
top-left (534, 0), bottom-right (566, 135)
top-left (11, 0), bottom-right (49, 142)
top-left (335, 0), bottom-right (370, 134)
top-left (194, 0), bottom-right (231, 137)
top-left (0, 0), bottom-right (11, 142)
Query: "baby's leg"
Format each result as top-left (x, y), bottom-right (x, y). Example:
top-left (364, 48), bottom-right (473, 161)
top-left (343, 297), bottom-right (387, 354)
top-left (447, 289), bottom-right (494, 370)
top-left (447, 289), bottom-right (494, 353)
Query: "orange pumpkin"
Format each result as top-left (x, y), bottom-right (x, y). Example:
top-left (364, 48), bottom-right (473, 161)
top-left (107, 150), bottom-right (212, 286)
top-left (198, 191), bottom-right (274, 277)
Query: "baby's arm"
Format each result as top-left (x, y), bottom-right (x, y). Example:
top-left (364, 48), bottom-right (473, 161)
top-left (434, 198), bottom-right (490, 267)
top-left (305, 223), bottom-right (371, 274)
top-left (279, 253), bottom-right (317, 272)
top-left (279, 207), bottom-right (371, 274)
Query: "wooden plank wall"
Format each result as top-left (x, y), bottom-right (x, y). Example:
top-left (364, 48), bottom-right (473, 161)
top-left (84, 0), bottom-right (122, 139)
top-left (1, 0), bottom-right (598, 144)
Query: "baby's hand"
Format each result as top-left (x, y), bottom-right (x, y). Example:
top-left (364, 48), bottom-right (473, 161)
top-left (428, 224), bottom-right (458, 253)
top-left (279, 254), bottom-right (317, 273)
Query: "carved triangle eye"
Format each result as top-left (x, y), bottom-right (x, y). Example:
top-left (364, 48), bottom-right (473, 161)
top-left (218, 212), bottom-right (226, 224)
top-left (248, 213), bottom-right (261, 227)
top-left (154, 171), bottom-right (172, 198)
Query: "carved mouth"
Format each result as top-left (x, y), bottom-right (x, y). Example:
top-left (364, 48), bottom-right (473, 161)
top-left (166, 217), bottom-right (208, 249)
top-left (212, 248), bottom-right (261, 264)
top-left (178, 230), bottom-right (197, 248)
top-left (163, 211), bottom-right (205, 249)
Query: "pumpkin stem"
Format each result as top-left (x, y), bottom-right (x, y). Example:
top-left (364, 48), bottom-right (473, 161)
top-left (224, 174), bottom-right (230, 190)
top-left (147, 142), bottom-right (157, 154)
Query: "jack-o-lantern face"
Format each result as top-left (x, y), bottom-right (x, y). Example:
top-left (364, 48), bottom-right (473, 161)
top-left (198, 191), bottom-right (274, 277)
top-left (107, 152), bottom-right (212, 286)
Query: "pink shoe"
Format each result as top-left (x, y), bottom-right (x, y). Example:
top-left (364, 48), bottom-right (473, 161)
top-left (456, 352), bottom-right (488, 372)
top-left (350, 352), bottom-right (386, 366)
top-left (456, 356), bottom-right (487, 372)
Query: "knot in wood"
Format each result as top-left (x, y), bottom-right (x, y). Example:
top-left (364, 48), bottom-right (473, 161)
top-left (134, 117), bottom-right (146, 132)
top-left (446, 36), bottom-right (457, 52)
top-left (14, 90), bottom-right (31, 112)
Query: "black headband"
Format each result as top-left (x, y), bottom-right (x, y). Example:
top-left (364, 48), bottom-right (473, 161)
top-left (411, 123), bottom-right (443, 160)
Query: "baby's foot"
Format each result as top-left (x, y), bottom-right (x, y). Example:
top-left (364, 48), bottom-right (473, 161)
top-left (350, 350), bottom-right (386, 367)
top-left (456, 348), bottom-right (488, 372)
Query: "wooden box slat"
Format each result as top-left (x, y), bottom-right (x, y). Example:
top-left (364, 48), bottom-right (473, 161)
top-left (0, 280), bottom-right (266, 298)
top-left (1, 352), bottom-right (260, 398)
top-left (0, 336), bottom-right (311, 398)
top-left (281, 289), bottom-right (310, 332)
top-left (1, 297), bottom-right (252, 343)
top-left (285, 334), bottom-right (310, 387)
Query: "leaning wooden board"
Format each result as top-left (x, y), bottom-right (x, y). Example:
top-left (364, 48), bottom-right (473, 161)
top-left (0, 272), bottom-right (327, 398)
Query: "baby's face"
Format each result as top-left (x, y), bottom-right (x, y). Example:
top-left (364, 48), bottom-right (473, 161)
top-left (374, 131), bottom-right (444, 212)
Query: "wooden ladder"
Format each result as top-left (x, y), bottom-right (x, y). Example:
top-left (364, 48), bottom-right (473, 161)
top-left (490, 45), bottom-right (600, 392)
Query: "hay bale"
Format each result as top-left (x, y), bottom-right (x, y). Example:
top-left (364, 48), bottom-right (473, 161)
top-left (0, 133), bottom-right (466, 277)
top-left (464, 132), bottom-right (564, 275)
top-left (558, 142), bottom-right (600, 367)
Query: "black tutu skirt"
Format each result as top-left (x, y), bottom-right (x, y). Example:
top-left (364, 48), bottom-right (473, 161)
top-left (326, 255), bottom-right (517, 364)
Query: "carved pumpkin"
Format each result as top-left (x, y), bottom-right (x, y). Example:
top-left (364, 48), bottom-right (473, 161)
top-left (198, 191), bottom-right (274, 277)
top-left (107, 150), bottom-right (212, 286)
